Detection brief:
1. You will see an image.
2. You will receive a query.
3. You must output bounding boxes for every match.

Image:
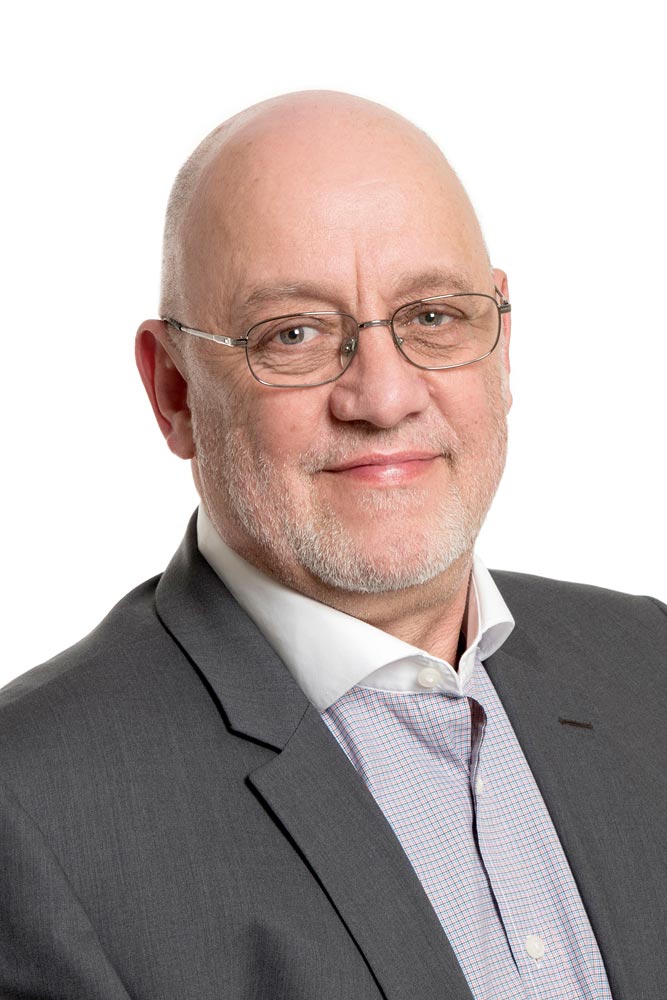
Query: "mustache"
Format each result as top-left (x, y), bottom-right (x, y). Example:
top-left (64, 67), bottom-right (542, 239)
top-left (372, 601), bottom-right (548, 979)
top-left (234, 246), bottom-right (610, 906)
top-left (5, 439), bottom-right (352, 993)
top-left (297, 423), bottom-right (462, 474)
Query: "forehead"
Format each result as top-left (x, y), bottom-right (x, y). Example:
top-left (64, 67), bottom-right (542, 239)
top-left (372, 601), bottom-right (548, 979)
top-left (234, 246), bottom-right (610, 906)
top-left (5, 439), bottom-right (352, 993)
top-left (191, 115), bottom-right (489, 316)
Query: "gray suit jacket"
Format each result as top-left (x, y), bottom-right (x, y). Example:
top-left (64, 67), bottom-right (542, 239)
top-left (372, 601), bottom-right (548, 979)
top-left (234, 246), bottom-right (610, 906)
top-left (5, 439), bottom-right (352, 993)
top-left (1, 515), bottom-right (666, 999)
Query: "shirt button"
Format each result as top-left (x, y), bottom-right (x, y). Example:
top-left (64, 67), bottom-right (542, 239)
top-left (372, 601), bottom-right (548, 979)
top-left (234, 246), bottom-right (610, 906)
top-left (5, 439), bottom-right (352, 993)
top-left (417, 667), bottom-right (440, 689)
top-left (475, 776), bottom-right (485, 795)
top-left (525, 934), bottom-right (545, 960)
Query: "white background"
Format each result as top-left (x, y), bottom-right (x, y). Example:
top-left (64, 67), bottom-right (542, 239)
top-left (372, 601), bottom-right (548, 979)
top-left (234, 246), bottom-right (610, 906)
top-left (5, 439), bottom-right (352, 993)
top-left (2, 1), bottom-right (665, 686)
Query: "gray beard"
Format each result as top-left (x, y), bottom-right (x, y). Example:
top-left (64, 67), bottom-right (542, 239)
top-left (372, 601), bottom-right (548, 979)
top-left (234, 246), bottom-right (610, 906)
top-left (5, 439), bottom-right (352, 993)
top-left (193, 409), bottom-right (507, 595)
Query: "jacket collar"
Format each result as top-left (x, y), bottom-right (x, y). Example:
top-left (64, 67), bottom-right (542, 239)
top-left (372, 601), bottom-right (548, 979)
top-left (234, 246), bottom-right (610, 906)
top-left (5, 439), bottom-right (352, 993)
top-left (155, 511), bottom-right (309, 749)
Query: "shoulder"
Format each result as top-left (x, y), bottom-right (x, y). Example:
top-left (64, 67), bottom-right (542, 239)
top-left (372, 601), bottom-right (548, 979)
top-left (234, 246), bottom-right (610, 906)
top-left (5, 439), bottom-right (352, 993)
top-left (0, 574), bottom-right (164, 717)
top-left (491, 567), bottom-right (667, 626)
top-left (0, 573), bottom-right (211, 808)
top-left (490, 568), bottom-right (667, 676)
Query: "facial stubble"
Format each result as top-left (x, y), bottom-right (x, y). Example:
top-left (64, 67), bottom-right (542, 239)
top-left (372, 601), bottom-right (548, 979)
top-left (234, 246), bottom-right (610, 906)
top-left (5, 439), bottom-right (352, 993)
top-left (191, 382), bottom-right (508, 595)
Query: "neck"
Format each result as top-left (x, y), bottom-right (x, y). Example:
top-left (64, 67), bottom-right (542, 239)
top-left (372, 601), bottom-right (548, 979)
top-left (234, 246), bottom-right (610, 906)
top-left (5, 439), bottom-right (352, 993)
top-left (302, 551), bottom-right (474, 665)
top-left (240, 530), bottom-right (473, 664)
top-left (202, 499), bottom-right (475, 666)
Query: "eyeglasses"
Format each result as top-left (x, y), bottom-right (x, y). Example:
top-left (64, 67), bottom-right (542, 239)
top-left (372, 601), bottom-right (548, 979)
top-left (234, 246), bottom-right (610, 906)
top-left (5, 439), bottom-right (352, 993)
top-left (163, 288), bottom-right (511, 389)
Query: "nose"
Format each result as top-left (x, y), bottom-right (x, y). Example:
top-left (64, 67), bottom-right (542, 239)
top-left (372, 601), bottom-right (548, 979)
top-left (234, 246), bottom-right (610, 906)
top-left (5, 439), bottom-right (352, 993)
top-left (328, 320), bottom-right (431, 427)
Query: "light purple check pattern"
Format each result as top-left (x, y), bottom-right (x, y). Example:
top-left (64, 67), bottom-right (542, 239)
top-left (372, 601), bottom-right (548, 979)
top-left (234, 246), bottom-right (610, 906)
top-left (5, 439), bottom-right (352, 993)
top-left (322, 658), bottom-right (613, 1000)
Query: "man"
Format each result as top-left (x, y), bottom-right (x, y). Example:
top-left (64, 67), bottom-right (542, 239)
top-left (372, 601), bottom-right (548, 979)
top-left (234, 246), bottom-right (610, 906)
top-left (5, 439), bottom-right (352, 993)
top-left (1, 91), bottom-right (665, 1000)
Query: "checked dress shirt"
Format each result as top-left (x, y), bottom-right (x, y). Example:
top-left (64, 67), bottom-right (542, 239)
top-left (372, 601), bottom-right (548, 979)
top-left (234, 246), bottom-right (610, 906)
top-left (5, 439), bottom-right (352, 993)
top-left (198, 507), bottom-right (613, 1000)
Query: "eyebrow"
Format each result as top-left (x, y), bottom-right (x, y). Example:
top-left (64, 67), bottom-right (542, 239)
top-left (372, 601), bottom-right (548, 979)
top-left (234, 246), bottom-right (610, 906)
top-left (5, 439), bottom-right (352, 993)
top-left (241, 268), bottom-right (479, 313)
top-left (391, 269), bottom-right (477, 298)
top-left (243, 282), bottom-right (335, 310)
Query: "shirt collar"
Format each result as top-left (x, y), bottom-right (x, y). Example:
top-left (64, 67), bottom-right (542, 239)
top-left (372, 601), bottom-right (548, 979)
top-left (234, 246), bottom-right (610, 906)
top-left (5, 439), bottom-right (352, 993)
top-left (197, 506), bottom-right (514, 711)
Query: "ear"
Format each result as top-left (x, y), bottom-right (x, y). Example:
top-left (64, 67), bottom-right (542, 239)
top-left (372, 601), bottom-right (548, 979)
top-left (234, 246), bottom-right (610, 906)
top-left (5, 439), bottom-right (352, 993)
top-left (492, 267), bottom-right (512, 411)
top-left (135, 320), bottom-right (195, 460)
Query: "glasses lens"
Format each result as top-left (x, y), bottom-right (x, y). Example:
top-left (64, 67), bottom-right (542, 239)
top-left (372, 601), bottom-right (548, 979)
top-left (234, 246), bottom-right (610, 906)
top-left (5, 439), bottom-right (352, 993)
top-left (392, 294), bottom-right (500, 369)
top-left (246, 313), bottom-right (358, 386)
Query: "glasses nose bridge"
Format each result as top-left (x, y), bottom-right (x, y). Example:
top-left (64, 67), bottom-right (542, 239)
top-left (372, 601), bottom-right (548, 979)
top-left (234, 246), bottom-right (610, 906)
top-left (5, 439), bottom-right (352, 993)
top-left (352, 317), bottom-right (398, 355)
top-left (357, 317), bottom-right (393, 332)
top-left (346, 315), bottom-right (399, 360)
top-left (340, 314), bottom-right (406, 379)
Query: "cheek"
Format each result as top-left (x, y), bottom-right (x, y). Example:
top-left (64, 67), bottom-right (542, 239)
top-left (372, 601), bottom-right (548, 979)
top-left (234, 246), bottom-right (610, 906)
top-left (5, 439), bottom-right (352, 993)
top-left (242, 389), bottom-right (330, 464)
top-left (187, 349), bottom-right (249, 425)
top-left (431, 368), bottom-right (507, 443)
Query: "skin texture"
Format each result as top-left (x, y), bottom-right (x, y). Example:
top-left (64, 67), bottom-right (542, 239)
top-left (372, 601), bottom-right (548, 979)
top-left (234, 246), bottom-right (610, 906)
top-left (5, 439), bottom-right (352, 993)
top-left (136, 91), bottom-right (512, 664)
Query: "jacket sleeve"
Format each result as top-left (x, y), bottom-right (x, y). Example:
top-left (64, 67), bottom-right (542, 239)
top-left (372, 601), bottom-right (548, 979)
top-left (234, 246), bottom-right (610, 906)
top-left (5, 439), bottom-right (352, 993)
top-left (0, 779), bottom-right (131, 1000)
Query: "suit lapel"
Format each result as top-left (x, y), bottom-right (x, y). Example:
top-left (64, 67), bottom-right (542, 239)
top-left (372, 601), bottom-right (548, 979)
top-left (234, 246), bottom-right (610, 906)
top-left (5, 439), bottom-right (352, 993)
top-left (155, 514), bottom-right (307, 747)
top-left (249, 704), bottom-right (473, 1000)
top-left (156, 517), bottom-right (473, 1000)
top-left (484, 626), bottom-right (666, 1000)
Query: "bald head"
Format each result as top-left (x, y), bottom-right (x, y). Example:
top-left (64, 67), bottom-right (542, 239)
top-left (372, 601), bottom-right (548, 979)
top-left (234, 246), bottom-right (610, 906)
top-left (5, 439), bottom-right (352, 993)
top-left (159, 91), bottom-right (489, 326)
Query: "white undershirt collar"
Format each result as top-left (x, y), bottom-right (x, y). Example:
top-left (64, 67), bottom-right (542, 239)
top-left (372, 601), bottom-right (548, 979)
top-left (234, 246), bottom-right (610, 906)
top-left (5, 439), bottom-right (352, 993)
top-left (197, 506), bottom-right (514, 711)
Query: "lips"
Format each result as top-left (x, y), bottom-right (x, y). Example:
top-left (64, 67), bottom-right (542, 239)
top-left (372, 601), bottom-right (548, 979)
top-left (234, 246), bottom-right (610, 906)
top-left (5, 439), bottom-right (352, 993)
top-left (322, 451), bottom-right (442, 485)
top-left (325, 451), bottom-right (439, 471)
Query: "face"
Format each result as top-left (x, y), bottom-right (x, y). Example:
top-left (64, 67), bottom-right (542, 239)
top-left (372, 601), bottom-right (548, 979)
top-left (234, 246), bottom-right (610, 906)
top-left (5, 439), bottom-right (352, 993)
top-left (181, 110), bottom-right (511, 596)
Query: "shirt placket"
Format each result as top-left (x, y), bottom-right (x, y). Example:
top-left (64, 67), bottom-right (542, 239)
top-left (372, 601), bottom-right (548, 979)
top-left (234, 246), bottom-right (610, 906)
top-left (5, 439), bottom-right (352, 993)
top-left (470, 682), bottom-right (554, 997)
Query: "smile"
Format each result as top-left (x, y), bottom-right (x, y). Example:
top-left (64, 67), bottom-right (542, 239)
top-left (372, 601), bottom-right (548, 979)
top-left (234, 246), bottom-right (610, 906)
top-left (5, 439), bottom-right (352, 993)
top-left (322, 452), bottom-right (442, 486)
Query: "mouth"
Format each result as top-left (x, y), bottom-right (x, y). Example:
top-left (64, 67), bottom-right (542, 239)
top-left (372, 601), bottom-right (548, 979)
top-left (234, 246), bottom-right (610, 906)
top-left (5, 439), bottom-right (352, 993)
top-left (322, 451), bottom-right (443, 486)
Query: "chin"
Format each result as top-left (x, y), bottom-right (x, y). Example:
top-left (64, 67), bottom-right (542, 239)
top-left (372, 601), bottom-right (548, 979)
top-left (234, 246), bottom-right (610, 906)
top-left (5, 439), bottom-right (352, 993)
top-left (292, 523), bottom-right (473, 595)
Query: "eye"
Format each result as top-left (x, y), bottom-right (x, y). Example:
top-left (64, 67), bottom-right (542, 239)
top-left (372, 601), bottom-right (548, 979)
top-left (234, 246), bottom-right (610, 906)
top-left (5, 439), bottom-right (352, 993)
top-left (277, 325), bottom-right (320, 346)
top-left (415, 309), bottom-right (454, 328)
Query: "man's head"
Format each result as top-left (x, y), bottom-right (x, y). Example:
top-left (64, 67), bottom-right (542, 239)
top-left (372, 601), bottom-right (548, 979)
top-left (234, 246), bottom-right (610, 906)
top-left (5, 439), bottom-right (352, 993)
top-left (136, 91), bottom-right (511, 601)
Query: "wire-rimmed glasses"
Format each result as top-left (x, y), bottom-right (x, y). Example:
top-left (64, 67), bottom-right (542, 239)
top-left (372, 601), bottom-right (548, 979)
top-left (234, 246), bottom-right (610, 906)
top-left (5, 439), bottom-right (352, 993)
top-left (163, 288), bottom-right (510, 388)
